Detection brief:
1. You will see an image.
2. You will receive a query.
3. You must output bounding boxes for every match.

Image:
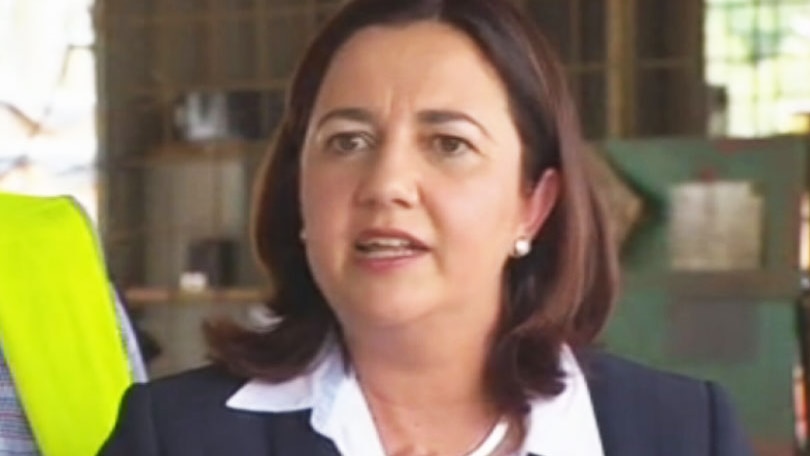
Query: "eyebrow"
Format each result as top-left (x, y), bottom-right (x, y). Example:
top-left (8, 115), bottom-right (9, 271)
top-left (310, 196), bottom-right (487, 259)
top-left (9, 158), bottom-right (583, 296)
top-left (417, 110), bottom-right (491, 139)
top-left (314, 107), bottom-right (491, 138)
top-left (315, 108), bottom-right (375, 130)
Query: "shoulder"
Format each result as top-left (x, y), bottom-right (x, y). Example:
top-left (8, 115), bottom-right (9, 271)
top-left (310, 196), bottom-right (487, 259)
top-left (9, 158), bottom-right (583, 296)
top-left (99, 365), bottom-right (270, 455)
top-left (579, 350), bottom-right (753, 455)
top-left (581, 349), bottom-right (708, 394)
top-left (580, 349), bottom-right (730, 413)
top-left (105, 364), bottom-right (249, 427)
top-left (138, 364), bottom-right (247, 410)
top-left (100, 365), bottom-right (340, 456)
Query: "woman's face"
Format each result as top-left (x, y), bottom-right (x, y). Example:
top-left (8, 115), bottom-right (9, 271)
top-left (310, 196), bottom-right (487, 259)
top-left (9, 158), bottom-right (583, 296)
top-left (299, 21), bottom-right (558, 331)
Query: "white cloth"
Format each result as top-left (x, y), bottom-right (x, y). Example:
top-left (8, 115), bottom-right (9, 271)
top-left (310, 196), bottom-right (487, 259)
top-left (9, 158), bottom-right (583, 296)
top-left (112, 289), bottom-right (148, 383)
top-left (227, 343), bottom-right (604, 456)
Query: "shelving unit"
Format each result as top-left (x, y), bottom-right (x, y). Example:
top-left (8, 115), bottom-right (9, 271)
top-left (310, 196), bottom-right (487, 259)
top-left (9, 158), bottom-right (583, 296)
top-left (124, 286), bottom-right (271, 308)
top-left (96, 0), bottom-right (342, 300)
top-left (108, 140), bottom-right (268, 168)
top-left (93, 0), bottom-right (350, 377)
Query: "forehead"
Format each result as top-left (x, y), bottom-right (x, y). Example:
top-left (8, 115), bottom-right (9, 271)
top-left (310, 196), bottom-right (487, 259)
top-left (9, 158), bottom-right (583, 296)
top-left (313, 21), bottom-right (511, 115)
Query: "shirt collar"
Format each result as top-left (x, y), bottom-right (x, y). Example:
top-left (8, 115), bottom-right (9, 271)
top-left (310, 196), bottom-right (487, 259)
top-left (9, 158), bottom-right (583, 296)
top-left (226, 343), bottom-right (603, 456)
top-left (521, 345), bottom-right (604, 456)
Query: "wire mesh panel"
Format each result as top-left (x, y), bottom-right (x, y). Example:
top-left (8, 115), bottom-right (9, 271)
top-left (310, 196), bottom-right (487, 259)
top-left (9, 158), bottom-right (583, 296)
top-left (523, 0), bottom-right (705, 138)
top-left (705, 0), bottom-right (810, 137)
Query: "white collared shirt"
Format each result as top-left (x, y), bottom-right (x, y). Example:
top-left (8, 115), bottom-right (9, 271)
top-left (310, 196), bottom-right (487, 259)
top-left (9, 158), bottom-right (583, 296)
top-left (227, 343), bottom-right (604, 456)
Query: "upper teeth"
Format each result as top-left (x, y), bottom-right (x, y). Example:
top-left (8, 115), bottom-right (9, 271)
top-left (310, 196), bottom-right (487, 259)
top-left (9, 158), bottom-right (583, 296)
top-left (358, 237), bottom-right (413, 249)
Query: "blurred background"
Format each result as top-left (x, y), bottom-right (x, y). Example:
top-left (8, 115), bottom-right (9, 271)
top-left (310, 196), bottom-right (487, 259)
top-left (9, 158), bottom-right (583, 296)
top-left (1, 0), bottom-right (809, 454)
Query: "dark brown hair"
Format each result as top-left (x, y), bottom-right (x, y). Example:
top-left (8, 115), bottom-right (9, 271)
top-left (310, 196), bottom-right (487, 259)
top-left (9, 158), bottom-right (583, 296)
top-left (206, 0), bottom-right (618, 422)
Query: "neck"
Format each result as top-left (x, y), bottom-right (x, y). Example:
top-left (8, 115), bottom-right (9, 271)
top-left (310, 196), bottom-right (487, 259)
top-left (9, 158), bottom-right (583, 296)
top-left (341, 304), bottom-right (507, 455)
top-left (349, 323), bottom-right (493, 407)
top-left (343, 300), bottom-right (500, 407)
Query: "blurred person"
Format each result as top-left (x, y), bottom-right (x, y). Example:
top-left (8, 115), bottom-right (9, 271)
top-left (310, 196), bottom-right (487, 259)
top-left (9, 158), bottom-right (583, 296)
top-left (0, 193), bottom-right (139, 456)
top-left (100, 0), bottom-right (752, 455)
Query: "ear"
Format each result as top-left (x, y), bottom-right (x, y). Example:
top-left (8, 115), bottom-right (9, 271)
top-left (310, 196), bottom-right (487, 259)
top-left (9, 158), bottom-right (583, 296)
top-left (520, 169), bottom-right (560, 239)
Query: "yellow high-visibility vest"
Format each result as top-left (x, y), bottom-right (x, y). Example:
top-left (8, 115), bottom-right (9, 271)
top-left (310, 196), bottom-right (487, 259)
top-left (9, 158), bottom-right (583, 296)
top-left (0, 193), bottom-right (132, 456)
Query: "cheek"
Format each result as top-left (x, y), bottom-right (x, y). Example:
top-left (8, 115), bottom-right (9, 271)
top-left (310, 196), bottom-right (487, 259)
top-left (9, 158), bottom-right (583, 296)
top-left (300, 168), bottom-right (353, 239)
top-left (301, 171), bottom-right (335, 230)
top-left (300, 170), bottom-right (354, 294)
top-left (433, 176), bottom-right (522, 257)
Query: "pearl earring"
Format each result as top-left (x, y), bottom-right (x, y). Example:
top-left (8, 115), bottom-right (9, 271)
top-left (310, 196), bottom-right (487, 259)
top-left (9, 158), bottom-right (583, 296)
top-left (299, 230), bottom-right (307, 242)
top-left (511, 237), bottom-right (531, 258)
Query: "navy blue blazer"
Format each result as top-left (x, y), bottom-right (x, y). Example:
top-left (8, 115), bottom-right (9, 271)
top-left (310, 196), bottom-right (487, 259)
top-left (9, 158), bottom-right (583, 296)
top-left (98, 351), bottom-right (754, 455)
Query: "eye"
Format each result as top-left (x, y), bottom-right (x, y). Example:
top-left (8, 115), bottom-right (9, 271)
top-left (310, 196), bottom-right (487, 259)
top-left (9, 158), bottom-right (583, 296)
top-left (432, 136), bottom-right (473, 157)
top-left (326, 132), bottom-right (372, 155)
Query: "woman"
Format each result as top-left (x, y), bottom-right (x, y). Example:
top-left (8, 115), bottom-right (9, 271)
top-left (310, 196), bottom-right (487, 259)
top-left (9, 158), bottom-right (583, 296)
top-left (100, 0), bottom-right (752, 455)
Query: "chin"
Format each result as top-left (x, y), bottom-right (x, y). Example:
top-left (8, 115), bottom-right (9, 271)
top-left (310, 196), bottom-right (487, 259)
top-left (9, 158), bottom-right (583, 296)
top-left (335, 292), bottom-right (438, 330)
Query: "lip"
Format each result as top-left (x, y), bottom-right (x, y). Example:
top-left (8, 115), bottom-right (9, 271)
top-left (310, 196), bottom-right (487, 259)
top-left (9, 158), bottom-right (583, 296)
top-left (354, 227), bottom-right (430, 250)
top-left (352, 227), bottom-right (430, 272)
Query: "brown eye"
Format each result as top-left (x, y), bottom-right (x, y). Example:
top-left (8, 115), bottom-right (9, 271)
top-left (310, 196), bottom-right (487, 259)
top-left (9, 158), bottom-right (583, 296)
top-left (433, 136), bottom-right (472, 157)
top-left (327, 133), bottom-right (371, 155)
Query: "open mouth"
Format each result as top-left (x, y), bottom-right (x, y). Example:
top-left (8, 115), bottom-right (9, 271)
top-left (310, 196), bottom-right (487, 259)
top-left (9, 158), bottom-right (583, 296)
top-left (354, 236), bottom-right (429, 259)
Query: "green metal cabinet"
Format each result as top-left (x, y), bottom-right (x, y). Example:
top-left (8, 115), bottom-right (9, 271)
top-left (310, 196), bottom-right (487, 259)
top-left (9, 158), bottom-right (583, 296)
top-left (599, 136), bottom-right (808, 450)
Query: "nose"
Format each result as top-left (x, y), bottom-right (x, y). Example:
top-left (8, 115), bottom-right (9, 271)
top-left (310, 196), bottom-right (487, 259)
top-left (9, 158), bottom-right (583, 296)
top-left (354, 139), bottom-right (420, 210)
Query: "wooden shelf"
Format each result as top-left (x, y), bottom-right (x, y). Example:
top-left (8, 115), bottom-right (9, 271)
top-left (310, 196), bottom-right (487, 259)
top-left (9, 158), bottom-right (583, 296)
top-left (101, 140), bottom-right (267, 168)
top-left (124, 286), bottom-right (271, 307)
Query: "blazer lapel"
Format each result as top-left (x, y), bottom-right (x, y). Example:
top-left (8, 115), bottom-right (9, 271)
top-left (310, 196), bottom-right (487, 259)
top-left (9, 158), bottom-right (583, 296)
top-left (265, 411), bottom-right (341, 456)
top-left (201, 407), bottom-right (273, 455)
top-left (580, 350), bottom-right (648, 456)
top-left (202, 408), bottom-right (341, 456)
top-left (585, 366), bottom-right (626, 456)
